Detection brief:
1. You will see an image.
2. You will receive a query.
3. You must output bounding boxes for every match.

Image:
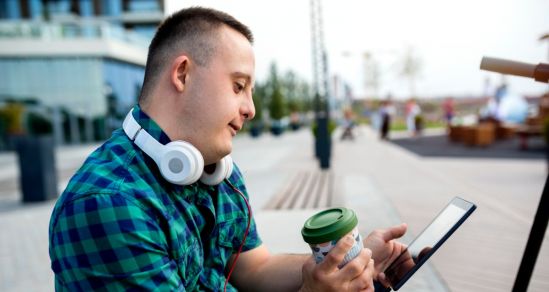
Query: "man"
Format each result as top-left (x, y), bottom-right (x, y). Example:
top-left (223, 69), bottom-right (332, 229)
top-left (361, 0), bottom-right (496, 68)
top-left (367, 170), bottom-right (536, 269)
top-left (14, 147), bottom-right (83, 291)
top-left (49, 7), bottom-right (407, 291)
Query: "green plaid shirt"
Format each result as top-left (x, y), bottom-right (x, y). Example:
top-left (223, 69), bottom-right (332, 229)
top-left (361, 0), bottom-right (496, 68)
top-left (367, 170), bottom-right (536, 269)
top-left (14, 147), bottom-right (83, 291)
top-left (49, 105), bottom-right (261, 291)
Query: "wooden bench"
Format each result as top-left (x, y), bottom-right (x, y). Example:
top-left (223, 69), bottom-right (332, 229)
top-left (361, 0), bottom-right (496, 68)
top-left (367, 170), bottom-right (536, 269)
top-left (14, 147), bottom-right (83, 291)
top-left (461, 123), bottom-right (496, 147)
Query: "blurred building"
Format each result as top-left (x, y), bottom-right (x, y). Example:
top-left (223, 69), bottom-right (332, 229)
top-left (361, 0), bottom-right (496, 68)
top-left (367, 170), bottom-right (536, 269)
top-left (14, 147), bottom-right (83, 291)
top-left (0, 0), bottom-right (164, 144)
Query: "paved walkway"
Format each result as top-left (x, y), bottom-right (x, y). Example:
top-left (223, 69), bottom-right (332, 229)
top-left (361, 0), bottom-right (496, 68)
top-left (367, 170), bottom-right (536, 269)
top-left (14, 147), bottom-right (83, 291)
top-left (0, 126), bottom-right (547, 291)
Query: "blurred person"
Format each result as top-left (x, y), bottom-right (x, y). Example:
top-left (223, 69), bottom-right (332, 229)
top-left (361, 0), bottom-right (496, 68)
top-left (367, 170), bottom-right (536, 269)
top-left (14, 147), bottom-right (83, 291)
top-left (498, 92), bottom-right (529, 124)
top-left (340, 108), bottom-right (356, 140)
top-left (494, 81), bottom-right (508, 105)
top-left (48, 7), bottom-right (408, 291)
top-left (480, 96), bottom-right (499, 121)
top-left (379, 98), bottom-right (395, 140)
top-left (405, 98), bottom-right (421, 136)
top-left (442, 97), bottom-right (455, 126)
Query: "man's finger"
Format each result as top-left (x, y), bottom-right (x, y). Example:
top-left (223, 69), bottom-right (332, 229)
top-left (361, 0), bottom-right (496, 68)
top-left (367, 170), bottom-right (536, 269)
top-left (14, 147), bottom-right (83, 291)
top-left (381, 223), bottom-right (407, 242)
top-left (340, 248), bottom-right (372, 280)
top-left (318, 234), bottom-right (355, 272)
top-left (377, 272), bottom-right (391, 288)
top-left (351, 258), bottom-right (375, 291)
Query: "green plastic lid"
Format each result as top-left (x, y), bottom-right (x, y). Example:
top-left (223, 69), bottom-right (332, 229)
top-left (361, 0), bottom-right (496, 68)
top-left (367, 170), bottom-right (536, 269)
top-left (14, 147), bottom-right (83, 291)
top-left (301, 207), bottom-right (358, 244)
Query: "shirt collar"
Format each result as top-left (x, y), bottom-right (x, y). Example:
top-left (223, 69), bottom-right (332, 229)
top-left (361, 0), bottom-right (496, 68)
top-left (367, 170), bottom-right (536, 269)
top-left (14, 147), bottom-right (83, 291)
top-left (132, 104), bottom-right (172, 145)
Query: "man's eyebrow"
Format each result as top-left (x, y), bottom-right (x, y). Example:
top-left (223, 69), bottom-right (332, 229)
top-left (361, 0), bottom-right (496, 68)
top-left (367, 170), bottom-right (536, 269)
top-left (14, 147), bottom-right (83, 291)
top-left (231, 72), bottom-right (252, 83)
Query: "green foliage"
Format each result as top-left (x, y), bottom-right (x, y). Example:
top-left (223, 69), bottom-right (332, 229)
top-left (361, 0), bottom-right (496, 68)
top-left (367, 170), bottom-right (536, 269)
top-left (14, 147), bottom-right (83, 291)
top-left (252, 82), bottom-right (266, 121)
top-left (262, 62), bottom-right (312, 122)
top-left (269, 86), bottom-right (285, 120)
top-left (0, 103), bottom-right (25, 135)
top-left (311, 119), bottom-right (337, 137)
top-left (287, 99), bottom-right (301, 113)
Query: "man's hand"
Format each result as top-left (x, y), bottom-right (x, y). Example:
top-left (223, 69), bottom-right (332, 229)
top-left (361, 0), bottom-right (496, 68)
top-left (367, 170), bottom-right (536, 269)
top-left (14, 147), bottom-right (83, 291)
top-left (300, 235), bottom-right (375, 292)
top-left (377, 246), bottom-right (415, 288)
top-left (362, 223), bottom-right (407, 277)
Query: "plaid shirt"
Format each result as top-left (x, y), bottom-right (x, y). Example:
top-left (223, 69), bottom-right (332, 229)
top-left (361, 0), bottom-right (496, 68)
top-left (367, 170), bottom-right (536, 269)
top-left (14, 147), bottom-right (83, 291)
top-left (49, 105), bottom-right (261, 291)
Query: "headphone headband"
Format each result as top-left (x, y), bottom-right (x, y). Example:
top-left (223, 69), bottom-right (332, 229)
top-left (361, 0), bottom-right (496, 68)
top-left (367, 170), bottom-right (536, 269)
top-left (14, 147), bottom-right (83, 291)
top-left (123, 109), bottom-right (165, 166)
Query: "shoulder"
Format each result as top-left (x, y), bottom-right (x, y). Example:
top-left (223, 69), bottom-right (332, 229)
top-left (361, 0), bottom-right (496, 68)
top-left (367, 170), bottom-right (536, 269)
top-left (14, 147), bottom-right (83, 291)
top-left (53, 130), bottom-right (165, 224)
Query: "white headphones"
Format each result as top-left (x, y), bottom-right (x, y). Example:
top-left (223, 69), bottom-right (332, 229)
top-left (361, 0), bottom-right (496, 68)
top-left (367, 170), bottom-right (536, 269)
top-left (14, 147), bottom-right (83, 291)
top-left (123, 109), bottom-right (233, 186)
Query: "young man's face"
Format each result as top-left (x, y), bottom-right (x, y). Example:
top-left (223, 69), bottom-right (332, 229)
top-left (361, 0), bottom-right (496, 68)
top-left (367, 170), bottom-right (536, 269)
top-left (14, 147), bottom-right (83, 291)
top-left (181, 25), bottom-right (255, 165)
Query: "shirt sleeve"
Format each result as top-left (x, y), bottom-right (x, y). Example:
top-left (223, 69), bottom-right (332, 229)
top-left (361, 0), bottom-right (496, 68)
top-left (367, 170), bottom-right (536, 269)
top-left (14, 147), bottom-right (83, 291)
top-left (49, 193), bottom-right (184, 291)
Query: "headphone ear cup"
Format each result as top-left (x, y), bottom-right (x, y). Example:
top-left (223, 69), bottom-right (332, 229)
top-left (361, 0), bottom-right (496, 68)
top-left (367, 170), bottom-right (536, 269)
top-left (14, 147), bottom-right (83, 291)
top-left (159, 141), bottom-right (204, 185)
top-left (223, 155), bottom-right (233, 180)
top-left (200, 155), bottom-right (233, 185)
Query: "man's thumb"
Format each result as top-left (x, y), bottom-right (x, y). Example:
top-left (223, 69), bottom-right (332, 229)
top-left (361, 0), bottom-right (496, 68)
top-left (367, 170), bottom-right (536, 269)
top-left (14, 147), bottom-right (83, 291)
top-left (382, 223), bottom-right (407, 242)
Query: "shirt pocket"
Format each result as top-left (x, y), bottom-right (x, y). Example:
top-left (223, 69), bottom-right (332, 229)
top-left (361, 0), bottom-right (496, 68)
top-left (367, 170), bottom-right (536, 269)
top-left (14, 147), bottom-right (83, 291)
top-left (217, 218), bottom-right (247, 264)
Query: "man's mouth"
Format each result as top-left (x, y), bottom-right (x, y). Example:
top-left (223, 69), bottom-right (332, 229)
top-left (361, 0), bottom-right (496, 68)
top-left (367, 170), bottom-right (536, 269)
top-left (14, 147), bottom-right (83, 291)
top-left (228, 123), bottom-right (240, 136)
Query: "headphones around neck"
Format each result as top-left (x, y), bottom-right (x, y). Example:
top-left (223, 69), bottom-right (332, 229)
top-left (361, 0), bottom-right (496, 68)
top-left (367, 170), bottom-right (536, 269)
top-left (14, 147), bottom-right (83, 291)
top-left (123, 109), bottom-right (233, 186)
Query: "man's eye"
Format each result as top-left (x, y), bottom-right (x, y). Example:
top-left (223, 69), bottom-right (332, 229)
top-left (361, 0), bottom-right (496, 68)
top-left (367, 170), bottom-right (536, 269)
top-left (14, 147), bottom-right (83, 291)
top-left (234, 83), bottom-right (245, 93)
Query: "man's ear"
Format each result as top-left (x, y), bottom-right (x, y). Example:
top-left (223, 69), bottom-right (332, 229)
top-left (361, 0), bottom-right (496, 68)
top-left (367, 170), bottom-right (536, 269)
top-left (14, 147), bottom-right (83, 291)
top-left (171, 55), bottom-right (190, 92)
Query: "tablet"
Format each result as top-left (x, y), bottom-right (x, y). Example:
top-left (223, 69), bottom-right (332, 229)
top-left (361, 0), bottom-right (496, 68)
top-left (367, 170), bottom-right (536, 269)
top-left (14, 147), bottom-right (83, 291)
top-left (382, 197), bottom-right (476, 291)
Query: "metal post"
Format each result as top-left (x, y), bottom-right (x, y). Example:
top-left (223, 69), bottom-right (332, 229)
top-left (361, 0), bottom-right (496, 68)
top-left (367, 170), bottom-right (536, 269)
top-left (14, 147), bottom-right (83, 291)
top-left (511, 174), bottom-right (549, 292)
top-left (310, 0), bottom-right (331, 169)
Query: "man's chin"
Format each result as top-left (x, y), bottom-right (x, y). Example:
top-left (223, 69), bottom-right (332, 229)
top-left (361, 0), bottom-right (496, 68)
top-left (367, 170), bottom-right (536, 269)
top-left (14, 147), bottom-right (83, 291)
top-left (205, 147), bottom-right (232, 165)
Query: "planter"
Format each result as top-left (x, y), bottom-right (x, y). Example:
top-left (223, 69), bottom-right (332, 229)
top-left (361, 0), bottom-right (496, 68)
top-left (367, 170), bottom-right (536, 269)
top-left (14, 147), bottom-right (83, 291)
top-left (290, 123), bottom-right (301, 131)
top-left (270, 126), bottom-right (284, 136)
top-left (15, 135), bottom-right (58, 202)
top-left (250, 125), bottom-right (263, 138)
top-left (270, 120), bottom-right (285, 136)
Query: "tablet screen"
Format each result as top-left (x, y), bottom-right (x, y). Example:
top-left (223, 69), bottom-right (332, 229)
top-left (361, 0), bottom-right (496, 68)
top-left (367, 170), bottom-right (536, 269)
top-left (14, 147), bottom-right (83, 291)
top-left (384, 197), bottom-right (475, 290)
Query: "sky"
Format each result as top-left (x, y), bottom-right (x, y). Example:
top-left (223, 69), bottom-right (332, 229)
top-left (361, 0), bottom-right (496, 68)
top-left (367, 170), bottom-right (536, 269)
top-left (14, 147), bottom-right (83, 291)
top-left (165, 0), bottom-right (549, 100)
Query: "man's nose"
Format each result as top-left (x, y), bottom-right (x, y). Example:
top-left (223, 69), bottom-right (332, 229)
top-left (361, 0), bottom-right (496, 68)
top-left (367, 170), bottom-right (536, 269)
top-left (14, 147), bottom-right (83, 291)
top-left (241, 98), bottom-right (255, 121)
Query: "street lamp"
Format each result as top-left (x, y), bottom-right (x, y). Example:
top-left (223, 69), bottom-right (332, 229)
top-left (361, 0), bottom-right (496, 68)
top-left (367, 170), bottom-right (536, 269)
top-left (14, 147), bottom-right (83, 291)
top-left (310, 0), bottom-right (331, 169)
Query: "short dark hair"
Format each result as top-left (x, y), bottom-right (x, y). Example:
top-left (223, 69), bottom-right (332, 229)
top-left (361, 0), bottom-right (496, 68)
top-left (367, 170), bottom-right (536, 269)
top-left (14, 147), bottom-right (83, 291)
top-left (139, 7), bottom-right (254, 104)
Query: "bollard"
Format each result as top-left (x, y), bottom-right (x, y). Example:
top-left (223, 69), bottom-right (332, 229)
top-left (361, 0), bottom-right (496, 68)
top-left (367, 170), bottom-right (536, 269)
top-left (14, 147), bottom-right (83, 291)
top-left (316, 116), bottom-right (331, 169)
top-left (15, 135), bottom-right (58, 202)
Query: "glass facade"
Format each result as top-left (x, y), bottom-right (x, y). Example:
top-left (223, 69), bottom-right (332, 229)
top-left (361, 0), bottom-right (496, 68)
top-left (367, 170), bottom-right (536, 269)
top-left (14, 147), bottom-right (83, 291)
top-left (103, 59), bottom-right (145, 110)
top-left (0, 57), bottom-right (103, 116)
top-left (45, 0), bottom-right (71, 15)
top-left (0, 57), bottom-right (144, 117)
top-left (0, 0), bottom-right (21, 19)
top-left (128, 0), bottom-right (160, 12)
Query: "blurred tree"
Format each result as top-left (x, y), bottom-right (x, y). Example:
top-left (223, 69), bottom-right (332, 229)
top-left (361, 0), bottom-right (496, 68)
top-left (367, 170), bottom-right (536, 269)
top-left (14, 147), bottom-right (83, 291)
top-left (270, 86), bottom-right (285, 121)
top-left (267, 63), bottom-right (286, 135)
top-left (249, 81), bottom-right (266, 137)
top-left (363, 52), bottom-right (381, 99)
top-left (259, 62), bottom-right (314, 134)
top-left (399, 47), bottom-right (422, 98)
top-left (282, 70), bottom-right (314, 114)
top-left (267, 63), bottom-right (285, 120)
top-left (0, 103), bottom-right (26, 135)
top-left (253, 82), bottom-right (265, 121)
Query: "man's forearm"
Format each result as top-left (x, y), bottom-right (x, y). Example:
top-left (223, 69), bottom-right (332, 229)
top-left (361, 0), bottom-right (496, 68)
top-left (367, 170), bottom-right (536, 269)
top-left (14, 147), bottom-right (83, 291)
top-left (237, 254), bottom-right (309, 292)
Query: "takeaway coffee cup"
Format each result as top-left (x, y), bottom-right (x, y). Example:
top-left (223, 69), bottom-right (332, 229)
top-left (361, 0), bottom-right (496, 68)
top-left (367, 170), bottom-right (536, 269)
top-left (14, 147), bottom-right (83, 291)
top-left (301, 207), bottom-right (363, 267)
